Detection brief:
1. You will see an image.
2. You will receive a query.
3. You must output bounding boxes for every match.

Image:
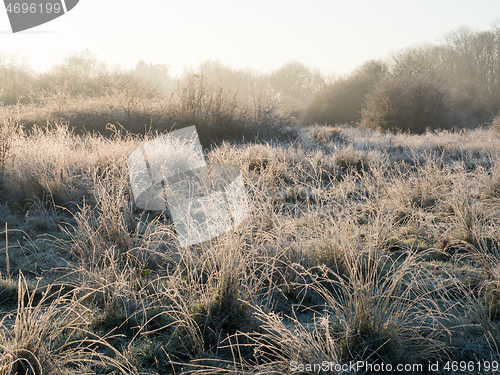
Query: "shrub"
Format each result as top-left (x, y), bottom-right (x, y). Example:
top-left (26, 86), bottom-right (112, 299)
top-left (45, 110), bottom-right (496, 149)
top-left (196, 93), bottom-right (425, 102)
top-left (0, 54), bottom-right (34, 105)
top-left (268, 61), bottom-right (324, 115)
top-left (35, 50), bottom-right (114, 98)
top-left (362, 73), bottom-right (451, 133)
top-left (309, 125), bottom-right (347, 145)
top-left (165, 71), bottom-right (295, 145)
top-left (302, 60), bottom-right (386, 125)
top-left (448, 82), bottom-right (491, 120)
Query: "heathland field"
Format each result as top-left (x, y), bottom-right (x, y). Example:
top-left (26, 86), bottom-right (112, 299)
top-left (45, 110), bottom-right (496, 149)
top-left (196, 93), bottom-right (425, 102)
top-left (2, 25), bottom-right (500, 373)
top-left (1, 115), bottom-right (500, 374)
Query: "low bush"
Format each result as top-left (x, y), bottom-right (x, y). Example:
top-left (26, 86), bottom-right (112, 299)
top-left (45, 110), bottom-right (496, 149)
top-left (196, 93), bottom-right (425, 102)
top-left (362, 73), bottom-right (451, 133)
top-left (165, 71), bottom-right (296, 145)
top-left (302, 60), bottom-right (386, 125)
top-left (309, 125), bottom-right (348, 145)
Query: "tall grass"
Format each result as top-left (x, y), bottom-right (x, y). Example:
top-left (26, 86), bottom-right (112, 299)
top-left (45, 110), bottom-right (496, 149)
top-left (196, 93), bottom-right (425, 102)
top-left (3, 65), bottom-right (296, 147)
top-left (0, 273), bottom-right (138, 374)
top-left (1, 119), bottom-right (500, 373)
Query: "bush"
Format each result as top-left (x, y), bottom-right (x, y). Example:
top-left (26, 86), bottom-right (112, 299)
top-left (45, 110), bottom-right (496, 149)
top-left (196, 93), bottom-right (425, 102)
top-left (309, 125), bottom-right (347, 145)
top-left (165, 71), bottom-right (295, 145)
top-left (268, 61), bottom-right (324, 116)
top-left (448, 82), bottom-right (491, 119)
top-left (362, 73), bottom-right (451, 133)
top-left (302, 60), bottom-right (386, 125)
top-left (0, 54), bottom-right (34, 105)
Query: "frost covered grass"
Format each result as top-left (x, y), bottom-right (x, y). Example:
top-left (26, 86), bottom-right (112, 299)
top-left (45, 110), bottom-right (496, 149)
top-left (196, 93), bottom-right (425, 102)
top-left (1, 119), bottom-right (500, 373)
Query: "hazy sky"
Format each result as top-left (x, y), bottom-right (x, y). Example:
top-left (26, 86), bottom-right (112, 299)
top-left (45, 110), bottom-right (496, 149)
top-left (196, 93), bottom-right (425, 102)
top-left (1, 0), bottom-right (499, 77)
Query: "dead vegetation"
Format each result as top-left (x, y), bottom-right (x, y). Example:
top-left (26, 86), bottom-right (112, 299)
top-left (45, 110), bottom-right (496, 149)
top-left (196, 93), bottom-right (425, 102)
top-left (0, 116), bottom-right (499, 374)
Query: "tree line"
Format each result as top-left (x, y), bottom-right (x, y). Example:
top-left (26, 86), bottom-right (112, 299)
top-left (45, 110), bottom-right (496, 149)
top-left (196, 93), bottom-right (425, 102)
top-left (1, 22), bottom-right (499, 133)
top-left (304, 23), bottom-right (500, 132)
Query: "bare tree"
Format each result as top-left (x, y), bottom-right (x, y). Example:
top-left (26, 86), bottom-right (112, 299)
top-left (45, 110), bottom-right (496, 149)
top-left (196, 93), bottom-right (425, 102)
top-left (268, 61), bottom-right (324, 109)
top-left (133, 60), bottom-right (171, 93)
top-left (0, 53), bottom-right (34, 104)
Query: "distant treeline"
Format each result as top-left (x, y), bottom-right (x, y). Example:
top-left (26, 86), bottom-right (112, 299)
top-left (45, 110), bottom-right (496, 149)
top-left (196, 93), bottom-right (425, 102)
top-left (0, 49), bottom-right (319, 108)
top-left (1, 23), bottom-right (499, 135)
top-left (304, 24), bottom-right (500, 132)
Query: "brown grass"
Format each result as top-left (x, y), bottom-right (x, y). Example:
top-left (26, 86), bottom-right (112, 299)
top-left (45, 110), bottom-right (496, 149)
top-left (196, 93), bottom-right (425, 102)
top-left (0, 111), bottom-right (500, 373)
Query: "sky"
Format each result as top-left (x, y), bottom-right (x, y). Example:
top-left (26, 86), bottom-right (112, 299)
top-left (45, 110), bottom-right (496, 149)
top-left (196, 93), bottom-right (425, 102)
top-left (1, 0), bottom-right (499, 77)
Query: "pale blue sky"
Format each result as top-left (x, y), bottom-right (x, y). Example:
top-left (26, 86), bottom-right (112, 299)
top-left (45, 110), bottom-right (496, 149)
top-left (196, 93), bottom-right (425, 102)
top-left (1, 0), bottom-right (499, 77)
